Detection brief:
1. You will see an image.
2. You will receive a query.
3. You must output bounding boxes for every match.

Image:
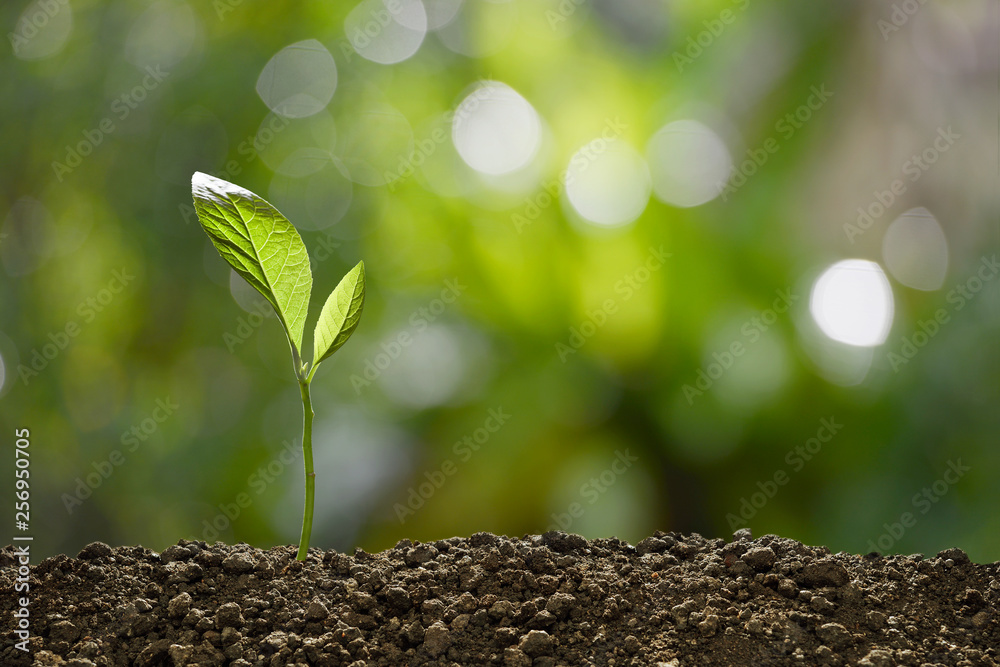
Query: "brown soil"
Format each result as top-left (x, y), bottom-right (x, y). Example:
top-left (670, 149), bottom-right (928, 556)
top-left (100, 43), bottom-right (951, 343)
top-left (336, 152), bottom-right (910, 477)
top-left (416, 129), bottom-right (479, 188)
top-left (1, 530), bottom-right (997, 666)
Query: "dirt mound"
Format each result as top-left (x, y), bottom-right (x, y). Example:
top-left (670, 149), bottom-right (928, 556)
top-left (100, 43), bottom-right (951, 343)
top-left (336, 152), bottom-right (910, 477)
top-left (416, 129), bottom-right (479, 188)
top-left (2, 531), bottom-right (997, 666)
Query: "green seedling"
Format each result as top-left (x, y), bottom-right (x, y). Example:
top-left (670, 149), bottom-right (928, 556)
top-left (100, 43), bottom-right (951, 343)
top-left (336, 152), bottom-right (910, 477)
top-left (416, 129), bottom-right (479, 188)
top-left (190, 172), bottom-right (365, 561)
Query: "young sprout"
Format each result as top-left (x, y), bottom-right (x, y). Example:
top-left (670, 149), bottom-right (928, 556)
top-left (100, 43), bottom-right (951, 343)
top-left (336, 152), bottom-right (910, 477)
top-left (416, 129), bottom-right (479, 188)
top-left (191, 172), bottom-right (365, 560)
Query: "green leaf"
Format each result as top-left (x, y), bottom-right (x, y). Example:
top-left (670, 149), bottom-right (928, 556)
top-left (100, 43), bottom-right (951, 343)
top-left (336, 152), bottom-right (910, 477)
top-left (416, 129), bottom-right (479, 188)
top-left (191, 172), bottom-right (313, 357)
top-left (313, 261), bottom-right (366, 366)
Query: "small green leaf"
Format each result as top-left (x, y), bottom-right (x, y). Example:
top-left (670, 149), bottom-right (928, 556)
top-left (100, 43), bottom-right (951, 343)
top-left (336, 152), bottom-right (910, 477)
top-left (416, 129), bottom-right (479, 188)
top-left (191, 172), bottom-right (313, 356)
top-left (313, 261), bottom-right (365, 366)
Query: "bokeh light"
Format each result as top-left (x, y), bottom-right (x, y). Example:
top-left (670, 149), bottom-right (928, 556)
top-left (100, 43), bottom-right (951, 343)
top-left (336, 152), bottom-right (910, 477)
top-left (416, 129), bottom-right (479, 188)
top-left (345, 0), bottom-right (428, 65)
top-left (646, 120), bottom-right (732, 208)
top-left (795, 303), bottom-right (875, 388)
top-left (229, 270), bottom-right (273, 315)
top-left (435, 0), bottom-right (517, 57)
top-left (124, 0), bottom-right (201, 71)
top-left (564, 139), bottom-right (650, 227)
top-left (256, 40), bottom-right (338, 119)
top-left (423, 0), bottom-right (463, 29)
top-left (451, 82), bottom-right (542, 176)
top-left (881, 207), bottom-right (949, 291)
top-left (12, 0), bottom-right (73, 61)
top-left (267, 163), bottom-right (354, 232)
top-left (255, 110), bottom-right (338, 176)
top-left (378, 326), bottom-right (467, 408)
top-left (810, 260), bottom-right (894, 347)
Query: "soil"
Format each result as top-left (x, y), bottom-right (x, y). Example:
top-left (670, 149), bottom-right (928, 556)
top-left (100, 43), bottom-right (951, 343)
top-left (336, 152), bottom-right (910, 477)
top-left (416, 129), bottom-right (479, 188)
top-left (2, 530), bottom-right (997, 667)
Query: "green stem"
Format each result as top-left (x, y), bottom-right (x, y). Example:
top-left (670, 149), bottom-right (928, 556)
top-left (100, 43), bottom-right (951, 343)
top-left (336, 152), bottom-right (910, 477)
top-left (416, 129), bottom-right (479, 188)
top-left (296, 378), bottom-right (315, 561)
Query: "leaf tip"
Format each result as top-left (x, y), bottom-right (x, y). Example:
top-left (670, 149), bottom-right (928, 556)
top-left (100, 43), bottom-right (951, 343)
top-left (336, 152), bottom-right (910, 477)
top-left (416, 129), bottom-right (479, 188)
top-left (191, 171), bottom-right (213, 191)
top-left (192, 171), bottom-right (254, 203)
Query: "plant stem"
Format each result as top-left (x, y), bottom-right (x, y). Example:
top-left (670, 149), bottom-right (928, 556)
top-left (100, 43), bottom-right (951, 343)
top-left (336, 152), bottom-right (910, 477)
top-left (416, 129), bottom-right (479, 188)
top-left (296, 378), bottom-right (315, 561)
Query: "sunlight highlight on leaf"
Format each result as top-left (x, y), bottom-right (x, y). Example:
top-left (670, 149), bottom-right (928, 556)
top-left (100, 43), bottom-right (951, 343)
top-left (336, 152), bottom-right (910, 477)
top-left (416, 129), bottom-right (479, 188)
top-left (191, 172), bottom-right (313, 357)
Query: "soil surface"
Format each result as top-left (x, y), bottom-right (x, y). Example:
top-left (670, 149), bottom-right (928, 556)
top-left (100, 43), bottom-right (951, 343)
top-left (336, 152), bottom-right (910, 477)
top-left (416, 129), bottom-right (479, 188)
top-left (2, 530), bottom-right (997, 666)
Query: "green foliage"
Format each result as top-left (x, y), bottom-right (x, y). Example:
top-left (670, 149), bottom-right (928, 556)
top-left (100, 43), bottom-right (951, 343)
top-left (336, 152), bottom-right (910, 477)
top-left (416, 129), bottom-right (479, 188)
top-left (192, 171), bottom-right (313, 363)
top-left (313, 261), bottom-right (366, 368)
top-left (192, 172), bottom-right (365, 559)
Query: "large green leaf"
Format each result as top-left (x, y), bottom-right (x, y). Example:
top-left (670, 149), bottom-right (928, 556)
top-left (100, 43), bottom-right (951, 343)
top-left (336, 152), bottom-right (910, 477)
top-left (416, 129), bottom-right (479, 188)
top-left (313, 261), bottom-right (365, 366)
top-left (191, 172), bottom-right (312, 357)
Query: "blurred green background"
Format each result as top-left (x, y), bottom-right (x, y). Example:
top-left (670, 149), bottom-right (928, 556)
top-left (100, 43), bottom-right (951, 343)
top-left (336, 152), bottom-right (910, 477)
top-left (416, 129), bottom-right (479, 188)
top-left (2, 0), bottom-right (997, 563)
